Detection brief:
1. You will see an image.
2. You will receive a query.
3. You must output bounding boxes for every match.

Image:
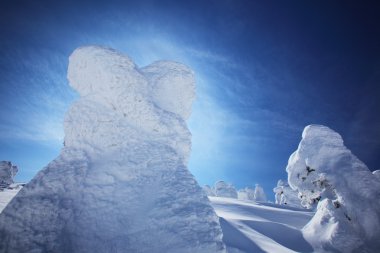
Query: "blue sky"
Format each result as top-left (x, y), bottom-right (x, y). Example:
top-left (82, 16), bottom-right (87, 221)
top-left (1, 0), bottom-right (380, 199)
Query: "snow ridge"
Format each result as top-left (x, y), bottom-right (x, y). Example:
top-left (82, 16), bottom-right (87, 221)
top-left (0, 46), bottom-right (225, 253)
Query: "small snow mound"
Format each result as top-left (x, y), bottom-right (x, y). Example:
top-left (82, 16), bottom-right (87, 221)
top-left (287, 124), bottom-right (380, 253)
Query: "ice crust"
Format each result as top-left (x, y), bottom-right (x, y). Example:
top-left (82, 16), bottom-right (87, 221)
top-left (0, 46), bottom-right (225, 253)
top-left (287, 125), bottom-right (380, 253)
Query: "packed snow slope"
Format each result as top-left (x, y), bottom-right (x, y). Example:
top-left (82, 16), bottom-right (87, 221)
top-left (0, 188), bottom-right (21, 213)
top-left (287, 125), bottom-right (380, 253)
top-left (0, 46), bottom-right (225, 253)
top-left (210, 196), bottom-right (314, 253)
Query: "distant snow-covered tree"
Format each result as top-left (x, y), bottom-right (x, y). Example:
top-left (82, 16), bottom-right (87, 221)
top-left (253, 184), bottom-right (267, 202)
top-left (214, 181), bottom-right (237, 198)
top-left (273, 179), bottom-right (303, 208)
top-left (0, 161), bottom-right (18, 189)
top-left (203, 185), bottom-right (216, 196)
top-left (237, 187), bottom-right (255, 201)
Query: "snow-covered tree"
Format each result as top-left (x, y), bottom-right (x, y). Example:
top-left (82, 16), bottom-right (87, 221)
top-left (273, 179), bottom-right (303, 208)
top-left (253, 184), bottom-right (267, 202)
top-left (0, 161), bottom-right (18, 189)
top-left (287, 125), bottom-right (380, 253)
top-left (0, 46), bottom-right (226, 253)
top-left (373, 170), bottom-right (380, 180)
top-left (237, 187), bottom-right (255, 201)
top-left (214, 181), bottom-right (237, 198)
top-left (203, 185), bottom-right (216, 196)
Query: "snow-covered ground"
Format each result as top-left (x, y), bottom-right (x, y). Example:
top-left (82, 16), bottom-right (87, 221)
top-left (210, 196), bottom-right (314, 253)
top-left (0, 190), bottom-right (315, 253)
top-left (0, 188), bottom-right (21, 213)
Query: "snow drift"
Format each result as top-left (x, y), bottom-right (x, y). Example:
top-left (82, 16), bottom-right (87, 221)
top-left (287, 125), bottom-right (380, 253)
top-left (210, 196), bottom-right (314, 253)
top-left (0, 46), bottom-right (225, 253)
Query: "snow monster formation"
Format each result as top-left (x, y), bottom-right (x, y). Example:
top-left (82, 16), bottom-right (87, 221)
top-left (287, 125), bottom-right (380, 253)
top-left (0, 46), bottom-right (225, 253)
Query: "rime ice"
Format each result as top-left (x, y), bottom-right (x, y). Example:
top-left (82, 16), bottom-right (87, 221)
top-left (287, 125), bottom-right (380, 253)
top-left (0, 46), bottom-right (225, 253)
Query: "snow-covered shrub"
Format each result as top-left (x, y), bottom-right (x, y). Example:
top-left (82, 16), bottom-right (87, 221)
top-left (273, 179), bottom-right (303, 208)
top-left (214, 181), bottom-right (237, 198)
top-left (253, 184), bottom-right (267, 202)
top-left (0, 161), bottom-right (18, 189)
top-left (287, 125), bottom-right (380, 253)
top-left (0, 46), bottom-right (226, 253)
top-left (237, 187), bottom-right (255, 201)
top-left (203, 185), bottom-right (216, 196)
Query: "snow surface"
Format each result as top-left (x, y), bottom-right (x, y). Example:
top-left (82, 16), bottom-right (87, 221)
top-left (0, 46), bottom-right (225, 253)
top-left (0, 187), bottom-right (21, 213)
top-left (287, 124), bottom-right (380, 253)
top-left (210, 196), bottom-right (314, 253)
top-left (0, 187), bottom-right (316, 253)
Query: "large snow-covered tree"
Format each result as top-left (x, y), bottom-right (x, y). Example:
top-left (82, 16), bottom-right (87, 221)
top-left (0, 46), bottom-right (226, 253)
top-left (287, 125), bottom-right (380, 253)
